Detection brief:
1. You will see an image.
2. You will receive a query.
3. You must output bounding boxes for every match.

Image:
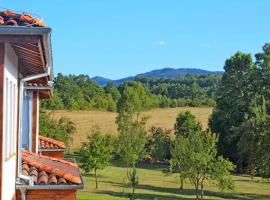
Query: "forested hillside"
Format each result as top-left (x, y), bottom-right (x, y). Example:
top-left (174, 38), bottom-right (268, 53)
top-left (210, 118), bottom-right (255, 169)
top-left (41, 74), bottom-right (221, 111)
top-left (92, 67), bottom-right (223, 86)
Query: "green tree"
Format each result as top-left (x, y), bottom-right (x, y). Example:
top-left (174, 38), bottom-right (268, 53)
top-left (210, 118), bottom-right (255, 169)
top-left (116, 113), bottom-right (147, 198)
top-left (172, 111), bottom-right (203, 189)
top-left (104, 82), bottom-right (121, 102)
top-left (39, 110), bottom-right (75, 148)
top-left (235, 96), bottom-right (270, 179)
top-left (117, 114), bottom-right (147, 170)
top-left (255, 43), bottom-right (270, 111)
top-left (171, 131), bottom-right (234, 199)
top-left (209, 52), bottom-right (257, 164)
top-left (170, 137), bottom-right (189, 190)
top-left (174, 111), bottom-right (202, 138)
top-left (146, 127), bottom-right (172, 162)
top-left (78, 127), bottom-right (113, 189)
top-left (117, 81), bottom-right (155, 114)
top-left (106, 94), bottom-right (117, 112)
top-left (190, 82), bottom-right (206, 100)
top-left (41, 89), bottom-right (64, 110)
top-left (128, 167), bottom-right (139, 200)
top-left (116, 82), bottom-right (149, 196)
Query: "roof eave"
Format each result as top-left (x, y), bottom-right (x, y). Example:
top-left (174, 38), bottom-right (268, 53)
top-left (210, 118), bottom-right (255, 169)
top-left (0, 26), bottom-right (53, 80)
top-left (16, 183), bottom-right (84, 190)
top-left (16, 174), bottom-right (84, 190)
top-left (38, 148), bottom-right (66, 152)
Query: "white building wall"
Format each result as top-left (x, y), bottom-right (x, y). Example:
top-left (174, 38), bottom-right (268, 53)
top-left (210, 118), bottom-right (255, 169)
top-left (2, 43), bottom-right (18, 200)
top-left (35, 95), bottom-right (39, 154)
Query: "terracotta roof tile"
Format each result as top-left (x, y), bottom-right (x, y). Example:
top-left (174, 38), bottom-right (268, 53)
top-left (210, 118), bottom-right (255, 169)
top-left (21, 150), bottom-right (81, 185)
top-left (0, 10), bottom-right (45, 27)
top-left (39, 135), bottom-right (65, 150)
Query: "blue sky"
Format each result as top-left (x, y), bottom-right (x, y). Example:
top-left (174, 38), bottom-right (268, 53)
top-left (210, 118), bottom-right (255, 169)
top-left (1, 1), bottom-right (269, 79)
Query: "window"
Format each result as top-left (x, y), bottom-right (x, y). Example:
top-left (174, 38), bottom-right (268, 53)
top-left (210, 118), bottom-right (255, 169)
top-left (4, 77), bottom-right (17, 160)
top-left (22, 91), bottom-right (33, 150)
top-left (5, 78), bottom-right (9, 158)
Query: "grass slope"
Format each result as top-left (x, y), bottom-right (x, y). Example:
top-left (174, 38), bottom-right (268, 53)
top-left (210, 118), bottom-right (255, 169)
top-left (78, 163), bottom-right (270, 200)
top-left (51, 107), bottom-right (213, 151)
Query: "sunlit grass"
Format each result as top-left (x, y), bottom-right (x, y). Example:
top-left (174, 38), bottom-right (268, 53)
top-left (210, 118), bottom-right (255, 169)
top-left (77, 163), bottom-right (270, 200)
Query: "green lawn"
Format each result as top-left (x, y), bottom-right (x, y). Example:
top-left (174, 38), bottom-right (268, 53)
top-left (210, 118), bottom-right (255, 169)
top-left (77, 163), bottom-right (270, 200)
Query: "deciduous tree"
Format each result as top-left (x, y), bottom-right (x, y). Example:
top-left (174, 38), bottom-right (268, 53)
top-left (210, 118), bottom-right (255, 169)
top-left (78, 127), bottom-right (113, 189)
top-left (171, 131), bottom-right (234, 199)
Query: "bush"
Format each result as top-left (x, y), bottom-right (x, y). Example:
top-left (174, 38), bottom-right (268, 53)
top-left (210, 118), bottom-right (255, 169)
top-left (39, 110), bottom-right (76, 149)
top-left (145, 127), bottom-right (172, 162)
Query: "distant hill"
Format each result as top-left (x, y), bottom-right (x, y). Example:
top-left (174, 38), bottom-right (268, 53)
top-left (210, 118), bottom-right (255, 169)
top-left (91, 76), bottom-right (112, 86)
top-left (92, 68), bottom-right (223, 86)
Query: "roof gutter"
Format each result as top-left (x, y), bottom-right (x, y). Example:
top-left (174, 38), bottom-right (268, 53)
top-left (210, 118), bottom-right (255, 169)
top-left (16, 183), bottom-right (84, 190)
top-left (38, 148), bottom-right (66, 152)
top-left (25, 86), bottom-right (52, 90)
top-left (0, 26), bottom-right (53, 80)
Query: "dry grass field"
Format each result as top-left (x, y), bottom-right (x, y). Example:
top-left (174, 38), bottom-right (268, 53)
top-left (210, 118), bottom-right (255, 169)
top-left (50, 107), bottom-right (212, 151)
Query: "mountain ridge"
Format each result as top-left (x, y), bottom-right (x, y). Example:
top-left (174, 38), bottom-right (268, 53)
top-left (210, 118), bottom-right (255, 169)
top-left (92, 67), bottom-right (223, 86)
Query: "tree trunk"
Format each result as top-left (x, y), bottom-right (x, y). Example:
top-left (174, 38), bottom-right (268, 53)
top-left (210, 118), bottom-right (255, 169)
top-left (94, 168), bottom-right (98, 189)
top-left (200, 182), bottom-right (204, 199)
top-left (132, 185), bottom-right (135, 199)
top-left (195, 180), bottom-right (199, 200)
top-left (126, 165), bottom-right (129, 178)
top-left (122, 177), bottom-right (125, 193)
top-left (179, 174), bottom-right (183, 189)
top-left (195, 185), bottom-right (199, 200)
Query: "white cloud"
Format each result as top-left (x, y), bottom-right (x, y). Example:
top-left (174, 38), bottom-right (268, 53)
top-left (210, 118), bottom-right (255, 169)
top-left (159, 40), bottom-right (166, 45)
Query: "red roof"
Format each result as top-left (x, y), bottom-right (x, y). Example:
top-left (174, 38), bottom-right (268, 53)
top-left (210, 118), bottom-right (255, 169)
top-left (22, 150), bottom-right (81, 185)
top-left (0, 10), bottom-right (45, 27)
top-left (39, 135), bottom-right (65, 150)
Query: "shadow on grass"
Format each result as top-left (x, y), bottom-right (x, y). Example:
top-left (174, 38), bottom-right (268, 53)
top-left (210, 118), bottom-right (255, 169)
top-left (236, 193), bottom-right (270, 200)
top-left (233, 179), bottom-right (270, 184)
top-left (111, 161), bottom-right (168, 171)
top-left (96, 189), bottom-right (251, 200)
top-left (96, 180), bottom-right (256, 200)
top-left (82, 173), bottom-right (106, 179)
top-left (96, 190), bottom-right (189, 200)
top-left (232, 174), bottom-right (270, 183)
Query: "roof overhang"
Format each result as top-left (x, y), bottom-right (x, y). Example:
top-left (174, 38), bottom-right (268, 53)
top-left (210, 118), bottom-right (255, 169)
top-left (25, 85), bottom-right (53, 99)
top-left (0, 26), bottom-right (53, 82)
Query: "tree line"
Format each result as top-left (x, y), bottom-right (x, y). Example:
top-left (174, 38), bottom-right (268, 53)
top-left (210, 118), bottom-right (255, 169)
top-left (209, 43), bottom-right (270, 179)
top-left (41, 73), bottom-right (221, 111)
top-left (136, 74), bottom-right (220, 106)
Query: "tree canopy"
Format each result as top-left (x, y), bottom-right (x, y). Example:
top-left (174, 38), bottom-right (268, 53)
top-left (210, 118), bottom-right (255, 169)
top-left (209, 43), bottom-right (270, 177)
top-left (79, 127), bottom-right (113, 189)
top-left (41, 73), bottom-right (221, 111)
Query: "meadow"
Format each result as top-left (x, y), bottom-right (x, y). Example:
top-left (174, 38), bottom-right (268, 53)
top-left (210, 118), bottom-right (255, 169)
top-left (77, 163), bottom-right (270, 200)
top-left (50, 107), bottom-right (270, 199)
top-left (50, 107), bottom-right (213, 151)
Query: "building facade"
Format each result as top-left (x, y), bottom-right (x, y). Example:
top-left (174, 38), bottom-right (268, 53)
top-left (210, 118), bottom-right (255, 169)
top-left (0, 10), bottom-right (83, 200)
